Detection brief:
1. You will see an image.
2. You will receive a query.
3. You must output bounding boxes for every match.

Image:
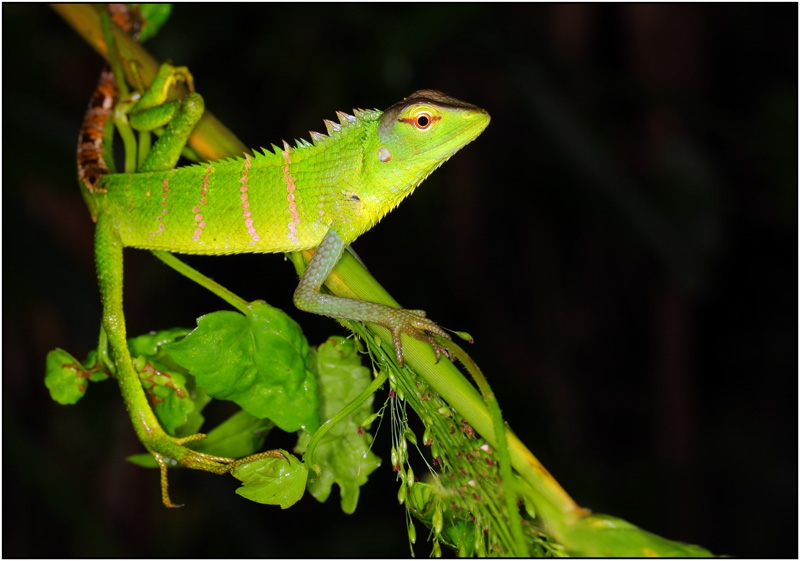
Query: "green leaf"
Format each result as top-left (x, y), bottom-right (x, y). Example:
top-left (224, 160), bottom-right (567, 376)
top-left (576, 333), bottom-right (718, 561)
top-left (128, 327), bottom-right (211, 438)
top-left (297, 336), bottom-right (381, 514)
top-left (163, 301), bottom-right (319, 433)
top-left (175, 386), bottom-right (211, 438)
top-left (134, 4), bottom-right (173, 43)
top-left (232, 451), bottom-right (307, 508)
top-left (44, 328), bottom-right (188, 412)
top-left (448, 521), bottom-right (477, 557)
top-left (136, 360), bottom-right (193, 434)
top-left (128, 328), bottom-right (194, 435)
top-left (127, 327), bottom-right (190, 356)
top-left (44, 348), bottom-right (106, 404)
top-left (188, 410), bottom-right (275, 459)
top-left (126, 453), bottom-right (157, 468)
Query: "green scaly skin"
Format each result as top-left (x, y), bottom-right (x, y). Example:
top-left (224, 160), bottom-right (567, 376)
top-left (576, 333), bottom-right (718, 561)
top-left (82, 62), bottom-right (490, 505)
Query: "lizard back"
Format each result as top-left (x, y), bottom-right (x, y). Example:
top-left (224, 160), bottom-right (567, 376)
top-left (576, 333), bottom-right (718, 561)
top-left (100, 108), bottom-right (381, 255)
top-left (93, 90), bottom-right (490, 256)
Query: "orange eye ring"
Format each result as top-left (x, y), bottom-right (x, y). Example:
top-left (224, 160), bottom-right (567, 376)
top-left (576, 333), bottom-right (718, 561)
top-left (414, 112), bottom-right (432, 129)
top-left (398, 110), bottom-right (439, 130)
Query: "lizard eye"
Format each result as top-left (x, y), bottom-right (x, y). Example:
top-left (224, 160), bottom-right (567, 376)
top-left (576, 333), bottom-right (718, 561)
top-left (414, 112), bottom-right (432, 130)
top-left (397, 105), bottom-right (439, 131)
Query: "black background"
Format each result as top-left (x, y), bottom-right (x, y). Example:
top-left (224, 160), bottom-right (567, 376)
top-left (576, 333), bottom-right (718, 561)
top-left (4, 4), bottom-right (797, 557)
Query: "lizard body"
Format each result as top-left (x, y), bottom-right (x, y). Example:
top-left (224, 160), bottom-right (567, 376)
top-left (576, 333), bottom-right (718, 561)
top-left (78, 46), bottom-right (489, 506)
top-left (91, 92), bottom-right (488, 254)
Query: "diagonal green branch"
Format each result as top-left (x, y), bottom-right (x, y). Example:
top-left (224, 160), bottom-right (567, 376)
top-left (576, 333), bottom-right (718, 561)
top-left (52, 3), bottom-right (248, 160)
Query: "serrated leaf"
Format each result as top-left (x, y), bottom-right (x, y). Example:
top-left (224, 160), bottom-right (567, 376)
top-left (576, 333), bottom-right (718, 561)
top-left (127, 327), bottom-right (210, 438)
top-left (44, 348), bottom-right (105, 404)
top-left (297, 336), bottom-right (381, 514)
top-left (164, 301), bottom-right (319, 433)
top-left (45, 328), bottom-right (186, 408)
top-left (130, 331), bottom-right (195, 435)
top-left (232, 451), bottom-right (307, 508)
top-left (149, 377), bottom-right (194, 434)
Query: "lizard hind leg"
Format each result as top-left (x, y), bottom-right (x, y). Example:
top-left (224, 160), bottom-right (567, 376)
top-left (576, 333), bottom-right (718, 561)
top-left (85, 8), bottom-right (277, 508)
top-left (94, 213), bottom-right (281, 507)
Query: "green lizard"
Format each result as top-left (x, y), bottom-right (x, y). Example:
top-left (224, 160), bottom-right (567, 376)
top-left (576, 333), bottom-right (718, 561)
top-left (78, 44), bottom-right (489, 504)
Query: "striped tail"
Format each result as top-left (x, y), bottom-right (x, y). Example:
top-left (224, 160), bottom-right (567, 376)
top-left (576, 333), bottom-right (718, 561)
top-left (77, 66), bottom-right (116, 196)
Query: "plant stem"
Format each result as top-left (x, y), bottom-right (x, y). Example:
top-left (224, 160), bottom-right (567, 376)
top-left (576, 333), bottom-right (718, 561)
top-left (151, 250), bottom-right (249, 314)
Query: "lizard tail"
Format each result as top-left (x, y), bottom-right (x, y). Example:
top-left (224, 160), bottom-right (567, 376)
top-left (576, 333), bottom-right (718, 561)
top-left (77, 66), bottom-right (116, 196)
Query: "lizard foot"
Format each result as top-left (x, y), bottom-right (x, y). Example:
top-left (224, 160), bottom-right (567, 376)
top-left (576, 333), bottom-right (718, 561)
top-left (385, 308), bottom-right (452, 366)
top-left (148, 433), bottom-right (285, 507)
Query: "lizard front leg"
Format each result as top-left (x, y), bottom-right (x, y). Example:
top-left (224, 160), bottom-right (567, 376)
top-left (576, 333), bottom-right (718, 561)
top-left (293, 229), bottom-right (451, 366)
top-left (124, 62), bottom-right (204, 173)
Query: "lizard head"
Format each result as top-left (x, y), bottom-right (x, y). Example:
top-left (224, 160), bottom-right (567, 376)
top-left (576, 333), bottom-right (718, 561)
top-left (376, 89), bottom-right (490, 178)
top-left (355, 90), bottom-right (490, 231)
